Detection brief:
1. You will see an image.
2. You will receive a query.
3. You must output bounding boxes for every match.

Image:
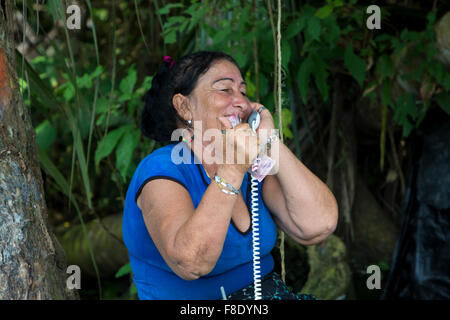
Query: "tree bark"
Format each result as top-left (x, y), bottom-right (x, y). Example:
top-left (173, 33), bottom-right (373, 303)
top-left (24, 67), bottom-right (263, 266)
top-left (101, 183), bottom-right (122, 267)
top-left (0, 1), bottom-right (78, 299)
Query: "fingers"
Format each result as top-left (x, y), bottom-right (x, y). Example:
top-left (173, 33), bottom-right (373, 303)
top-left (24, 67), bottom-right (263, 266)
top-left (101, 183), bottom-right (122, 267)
top-left (233, 123), bottom-right (251, 131)
top-left (257, 106), bottom-right (267, 113)
top-left (217, 116), bottom-right (233, 130)
top-left (250, 102), bottom-right (267, 113)
top-left (222, 127), bottom-right (259, 167)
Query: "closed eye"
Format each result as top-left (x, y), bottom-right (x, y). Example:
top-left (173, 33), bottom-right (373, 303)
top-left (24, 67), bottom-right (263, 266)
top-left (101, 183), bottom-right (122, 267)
top-left (221, 89), bottom-right (247, 97)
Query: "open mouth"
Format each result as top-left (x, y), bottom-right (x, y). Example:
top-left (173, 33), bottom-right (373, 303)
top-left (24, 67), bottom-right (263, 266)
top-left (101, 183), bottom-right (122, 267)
top-left (227, 114), bottom-right (242, 128)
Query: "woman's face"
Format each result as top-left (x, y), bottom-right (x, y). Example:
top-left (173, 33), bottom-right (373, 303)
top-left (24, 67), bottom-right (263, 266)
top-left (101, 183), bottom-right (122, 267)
top-left (187, 59), bottom-right (252, 133)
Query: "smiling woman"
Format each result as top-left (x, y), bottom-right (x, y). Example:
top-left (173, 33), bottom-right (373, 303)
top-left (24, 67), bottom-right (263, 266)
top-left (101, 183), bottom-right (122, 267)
top-left (139, 52), bottom-right (241, 143)
top-left (122, 51), bottom-right (336, 300)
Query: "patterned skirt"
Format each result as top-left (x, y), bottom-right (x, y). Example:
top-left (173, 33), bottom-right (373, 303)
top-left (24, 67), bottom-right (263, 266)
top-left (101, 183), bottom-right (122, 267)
top-left (226, 272), bottom-right (316, 300)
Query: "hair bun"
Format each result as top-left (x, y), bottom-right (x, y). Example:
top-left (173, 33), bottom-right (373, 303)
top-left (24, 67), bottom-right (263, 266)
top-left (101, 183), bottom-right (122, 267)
top-left (140, 64), bottom-right (174, 142)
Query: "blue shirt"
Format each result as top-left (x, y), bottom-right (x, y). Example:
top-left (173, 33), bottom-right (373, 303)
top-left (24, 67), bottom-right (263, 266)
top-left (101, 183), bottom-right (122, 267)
top-left (122, 142), bottom-right (278, 300)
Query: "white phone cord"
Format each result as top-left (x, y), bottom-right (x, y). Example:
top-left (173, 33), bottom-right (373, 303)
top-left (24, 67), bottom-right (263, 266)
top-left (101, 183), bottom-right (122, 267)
top-left (250, 175), bottom-right (262, 300)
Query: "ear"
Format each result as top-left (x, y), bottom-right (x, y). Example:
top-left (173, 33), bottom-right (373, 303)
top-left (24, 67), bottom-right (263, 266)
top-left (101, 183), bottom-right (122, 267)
top-left (172, 93), bottom-right (192, 122)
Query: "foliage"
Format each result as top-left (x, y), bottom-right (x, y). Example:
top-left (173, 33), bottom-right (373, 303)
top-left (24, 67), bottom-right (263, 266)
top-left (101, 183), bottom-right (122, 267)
top-left (115, 263), bottom-right (137, 299)
top-left (14, 0), bottom-right (449, 299)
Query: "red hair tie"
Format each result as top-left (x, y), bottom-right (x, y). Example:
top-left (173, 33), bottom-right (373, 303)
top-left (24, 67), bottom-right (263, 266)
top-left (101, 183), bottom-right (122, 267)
top-left (163, 55), bottom-right (175, 68)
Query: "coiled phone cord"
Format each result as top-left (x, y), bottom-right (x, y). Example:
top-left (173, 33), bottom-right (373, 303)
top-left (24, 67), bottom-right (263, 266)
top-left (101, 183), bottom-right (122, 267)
top-left (220, 110), bottom-right (263, 300)
top-left (250, 175), bottom-right (262, 300)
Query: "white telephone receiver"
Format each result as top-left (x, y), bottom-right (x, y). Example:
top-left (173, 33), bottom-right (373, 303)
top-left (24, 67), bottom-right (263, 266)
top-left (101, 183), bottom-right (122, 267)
top-left (247, 109), bottom-right (261, 132)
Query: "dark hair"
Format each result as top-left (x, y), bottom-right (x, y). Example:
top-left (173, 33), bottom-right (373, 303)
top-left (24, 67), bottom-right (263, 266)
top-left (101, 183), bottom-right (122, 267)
top-left (141, 51), bottom-right (240, 142)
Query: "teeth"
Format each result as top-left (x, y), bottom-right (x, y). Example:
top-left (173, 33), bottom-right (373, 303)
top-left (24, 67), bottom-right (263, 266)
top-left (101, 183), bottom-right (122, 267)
top-left (228, 115), bottom-right (241, 128)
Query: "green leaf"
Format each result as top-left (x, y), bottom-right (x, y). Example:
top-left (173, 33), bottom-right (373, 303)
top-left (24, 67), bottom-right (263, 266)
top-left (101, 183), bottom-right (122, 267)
top-left (189, 8), bottom-right (207, 30)
top-left (77, 73), bottom-right (93, 89)
top-left (62, 82), bottom-right (75, 101)
top-left (15, 50), bottom-right (63, 112)
top-left (244, 70), bottom-right (256, 99)
top-left (185, 3), bottom-right (203, 18)
top-left (378, 261), bottom-right (390, 272)
top-left (157, 3), bottom-right (184, 15)
top-left (344, 44), bottom-right (366, 87)
top-left (311, 53), bottom-right (329, 101)
top-left (435, 93), bottom-right (450, 116)
top-left (392, 93), bottom-right (417, 137)
top-left (286, 18), bottom-right (306, 39)
top-left (163, 29), bottom-right (177, 44)
top-left (129, 282), bottom-right (138, 296)
top-left (212, 28), bottom-right (231, 44)
top-left (281, 108), bottom-right (294, 139)
top-left (306, 16), bottom-right (321, 41)
top-left (444, 72), bottom-right (450, 91)
top-left (36, 120), bottom-right (57, 151)
top-left (428, 61), bottom-right (445, 85)
top-left (91, 65), bottom-right (104, 78)
top-left (47, 0), bottom-right (64, 22)
top-left (141, 76), bottom-right (153, 91)
top-left (115, 128), bottom-right (140, 180)
top-left (95, 97), bottom-right (109, 115)
top-left (298, 54), bottom-right (314, 104)
top-left (301, 5), bottom-right (317, 21)
top-left (163, 16), bottom-right (187, 29)
top-left (281, 40), bottom-right (291, 70)
top-left (119, 67), bottom-right (137, 96)
top-left (115, 263), bottom-right (132, 278)
top-left (95, 126), bottom-right (131, 166)
top-left (73, 127), bottom-right (93, 209)
top-left (233, 51), bottom-right (248, 68)
top-left (93, 8), bottom-right (108, 21)
top-left (376, 55), bottom-right (394, 79)
top-left (315, 5), bottom-right (333, 19)
top-left (38, 148), bottom-right (73, 202)
top-left (426, 10), bottom-right (437, 25)
top-left (321, 16), bottom-right (340, 46)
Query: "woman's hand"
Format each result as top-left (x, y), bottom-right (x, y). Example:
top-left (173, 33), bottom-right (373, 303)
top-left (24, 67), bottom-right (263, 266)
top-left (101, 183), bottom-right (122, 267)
top-left (217, 118), bottom-right (259, 177)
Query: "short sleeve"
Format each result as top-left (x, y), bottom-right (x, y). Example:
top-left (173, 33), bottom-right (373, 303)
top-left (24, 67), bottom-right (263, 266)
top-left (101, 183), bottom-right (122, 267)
top-left (133, 149), bottom-right (189, 203)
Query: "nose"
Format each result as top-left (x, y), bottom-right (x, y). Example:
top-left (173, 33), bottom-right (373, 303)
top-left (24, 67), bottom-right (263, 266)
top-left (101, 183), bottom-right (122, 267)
top-left (232, 93), bottom-right (249, 115)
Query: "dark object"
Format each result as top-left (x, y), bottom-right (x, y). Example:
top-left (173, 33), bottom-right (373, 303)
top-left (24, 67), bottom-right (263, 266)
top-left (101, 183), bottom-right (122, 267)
top-left (227, 272), bottom-right (316, 300)
top-left (381, 108), bottom-right (450, 300)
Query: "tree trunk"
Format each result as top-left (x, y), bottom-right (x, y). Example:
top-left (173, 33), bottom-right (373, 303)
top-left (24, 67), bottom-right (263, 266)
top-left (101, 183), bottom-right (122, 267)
top-left (0, 1), bottom-right (78, 299)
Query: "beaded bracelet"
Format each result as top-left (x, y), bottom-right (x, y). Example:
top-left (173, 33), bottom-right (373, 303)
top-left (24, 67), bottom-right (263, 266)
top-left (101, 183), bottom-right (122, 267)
top-left (266, 132), bottom-right (278, 151)
top-left (216, 182), bottom-right (238, 195)
top-left (259, 132), bottom-right (279, 154)
top-left (214, 174), bottom-right (240, 195)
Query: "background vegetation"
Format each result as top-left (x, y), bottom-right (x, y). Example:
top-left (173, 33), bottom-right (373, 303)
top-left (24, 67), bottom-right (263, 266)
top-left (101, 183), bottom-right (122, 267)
top-left (12, 0), bottom-right (450, 299)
